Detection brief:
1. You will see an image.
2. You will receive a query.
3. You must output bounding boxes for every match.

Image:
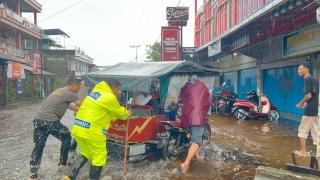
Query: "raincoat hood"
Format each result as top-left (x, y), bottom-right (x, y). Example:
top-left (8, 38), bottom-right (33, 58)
top-left (92, 81), bottom-right (113, 94)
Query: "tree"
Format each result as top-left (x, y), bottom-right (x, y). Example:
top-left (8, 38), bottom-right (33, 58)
top-left (146, 42), bottom-right (161, 62)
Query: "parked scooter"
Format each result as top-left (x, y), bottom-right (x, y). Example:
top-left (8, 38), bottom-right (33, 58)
top-left (212, 83), bottom-right (237, 115)
top-left (231, 90), bottom-right (280, 123)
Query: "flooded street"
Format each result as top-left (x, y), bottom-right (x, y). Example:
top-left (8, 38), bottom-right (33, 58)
top-left (0, 103), bottom-right (313, 180)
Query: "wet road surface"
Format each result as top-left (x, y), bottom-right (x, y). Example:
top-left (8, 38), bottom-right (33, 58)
top-left (0, 103), bottom-right (314, 180)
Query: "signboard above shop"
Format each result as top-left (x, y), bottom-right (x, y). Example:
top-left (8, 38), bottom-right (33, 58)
top-left (166, 7), bottom-right (189, 21)
top-left (168, 20), bottom-right (187, 26)
top-left (283, 24), bottom-right (320, 57)
top-left (166, 7), bottom-right (189, 27)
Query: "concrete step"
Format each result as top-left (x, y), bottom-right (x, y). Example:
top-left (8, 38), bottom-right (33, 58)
top-left (255, 166), bottom-right (320, 180)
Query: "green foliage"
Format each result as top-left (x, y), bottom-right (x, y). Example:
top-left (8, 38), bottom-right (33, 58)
top-left (146, 42), bottom-right (161, 62)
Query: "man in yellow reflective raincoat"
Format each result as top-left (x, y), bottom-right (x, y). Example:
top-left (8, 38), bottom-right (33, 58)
top-left (65, 80), bottom-right (129, 180)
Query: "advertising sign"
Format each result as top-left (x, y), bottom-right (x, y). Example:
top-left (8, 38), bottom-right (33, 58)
top-left (17, 80), bottom-right (22, 95)
top-left (7, 62), bottom-right (25, 80)
top-left (283, 24), bottom-right (320, 57)
top-left (166, 7), bottom-right (189, 21)
top-left (182, 47), bottom-right (196, 53)
top-left (161, 26), bottom-right (180, 61)
top-left (208, 40), bottom-right (221, 57)
top-left (33, 53), bottom-right (40, 74)
top-left (168, 20), bottom-right (188, 26)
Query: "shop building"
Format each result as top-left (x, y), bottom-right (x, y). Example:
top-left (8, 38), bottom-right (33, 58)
top-left (194, 0), bottom-right (320, 122)
top-left (0, 0), bottom-right (55, 107)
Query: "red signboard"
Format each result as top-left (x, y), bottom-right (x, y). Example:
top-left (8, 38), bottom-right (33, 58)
top-left (161, 26), bottom-right (180, 61)
top-left (33, 53), bottom-right (40, 74)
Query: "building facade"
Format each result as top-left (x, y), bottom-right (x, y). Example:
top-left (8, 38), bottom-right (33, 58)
top-left (43, 49), bottom-right (96, 81)
top-left (0, 0), bottom-right (54, 108)
top-left (41, 29), bottom-right (97, 85)
top-left (194, 0), bottom-right (320, 123)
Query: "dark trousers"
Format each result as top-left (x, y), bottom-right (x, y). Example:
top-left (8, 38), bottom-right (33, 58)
top-left (30, 119), bottom-right (71, 176)
top-left (70, 138), bottom-right (77, 151)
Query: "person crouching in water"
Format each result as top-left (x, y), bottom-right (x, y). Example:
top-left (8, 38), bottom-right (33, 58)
top-left (178, 75), bottom-right (211, 173)
top-left (64, 80), bottom-right (129, 180)
top-left (30, 78), bottom-right (81, 180)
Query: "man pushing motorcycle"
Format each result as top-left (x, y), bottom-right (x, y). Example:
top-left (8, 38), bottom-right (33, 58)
top-left (178, 75), bottom-right (211, 173)
top-left (64, 80), bottom-right (129, 180)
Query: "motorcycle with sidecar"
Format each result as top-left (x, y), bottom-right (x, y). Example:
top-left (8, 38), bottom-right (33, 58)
top-left (83, 61), bottom-right (218, 162)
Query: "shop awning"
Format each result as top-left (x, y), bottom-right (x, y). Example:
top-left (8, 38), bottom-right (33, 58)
top-left (0, 53), bottom-right (28, 65)
top-left (84, 61), bottom-right (219, 92)
top-left (24, 66), bottom-right (55, 76)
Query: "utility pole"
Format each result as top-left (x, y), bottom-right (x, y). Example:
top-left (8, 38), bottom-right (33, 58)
top-left (130, 45), bottom-right (140, 62)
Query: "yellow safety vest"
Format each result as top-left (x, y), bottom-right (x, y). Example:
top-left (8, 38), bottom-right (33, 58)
top-left (72, 81), bottom-right (129, 141)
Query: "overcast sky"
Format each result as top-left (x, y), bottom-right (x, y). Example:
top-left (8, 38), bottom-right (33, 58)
top-left (31, 0), bottom-right (203, 66)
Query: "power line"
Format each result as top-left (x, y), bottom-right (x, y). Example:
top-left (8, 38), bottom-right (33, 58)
top-left (41, 0), bottom-right (50, 6)
top-left (182, 0), bottom-right (193, 6)
top-left (38, 0), bottom-right (86, 23)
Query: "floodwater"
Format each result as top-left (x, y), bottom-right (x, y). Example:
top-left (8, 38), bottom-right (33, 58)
top-left (0, 103), bottom-right (314, 180)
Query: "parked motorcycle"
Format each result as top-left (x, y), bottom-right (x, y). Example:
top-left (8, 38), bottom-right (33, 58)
top-left (212, 83), bottom-right (237, 115)
top-left (231, 90), bottom-right (280, 123)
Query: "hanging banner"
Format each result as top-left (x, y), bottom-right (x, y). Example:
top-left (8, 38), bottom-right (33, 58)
top-left (283, 24), bottom-right (320, 57)
top-left (7, 62), bottom-right (25, 80)
top-left (161, 26), bottom-right (180, 61)
top-left (33, 53), bottom-right (40, 74)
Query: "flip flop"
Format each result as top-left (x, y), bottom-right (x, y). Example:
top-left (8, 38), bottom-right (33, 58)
top-left (294, 150), bottom-right (310, 157)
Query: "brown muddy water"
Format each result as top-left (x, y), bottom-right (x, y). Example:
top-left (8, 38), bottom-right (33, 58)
top-left (0, 104), bottom-right (314, 180)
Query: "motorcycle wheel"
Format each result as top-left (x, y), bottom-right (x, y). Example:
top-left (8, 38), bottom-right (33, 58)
top-left (202, 122), bottom-right (211, 146)
top-left (268, 110), bottom-right (280, 124)
top-left (161, 138), bottom-right (178, 161)
top-left (233, 108), bottom-right (248, 120)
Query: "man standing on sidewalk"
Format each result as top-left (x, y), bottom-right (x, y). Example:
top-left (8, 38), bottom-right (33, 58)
top-left (65, 80), bottom-right (129, 180)
top-left (30, 78), bottom-right (81, 179)
top-left (178, 75), bottom-right (211, 173)
top-left (295, 64), bottom-right (319, 157)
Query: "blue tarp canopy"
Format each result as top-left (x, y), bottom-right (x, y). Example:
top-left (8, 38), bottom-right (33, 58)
top-left (84, 61), bottom-right (219, 92)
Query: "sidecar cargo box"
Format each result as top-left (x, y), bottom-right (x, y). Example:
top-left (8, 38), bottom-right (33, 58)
top-left (108, 116), bottom-right (161, 143)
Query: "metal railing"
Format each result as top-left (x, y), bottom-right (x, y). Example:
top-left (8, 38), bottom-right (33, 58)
top-left (0, 37), bottom-right (26, 59)
top-left (24, 20), bottom-right (41, 33)
top-left (0, 4), bottom-right (41, 33)
top-left (1, 4), bottom-right (24, 23)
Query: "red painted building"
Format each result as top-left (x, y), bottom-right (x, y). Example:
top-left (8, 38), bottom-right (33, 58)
top-left (0, 0), bottom-right (49, 107)
top-left (193, 0), bottom-right (320, 123)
